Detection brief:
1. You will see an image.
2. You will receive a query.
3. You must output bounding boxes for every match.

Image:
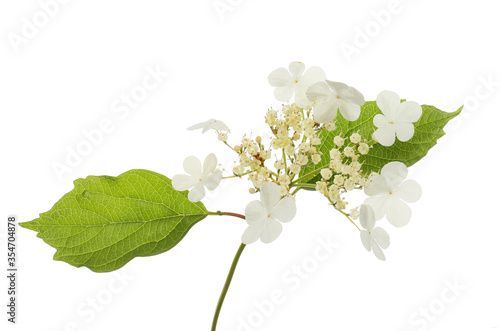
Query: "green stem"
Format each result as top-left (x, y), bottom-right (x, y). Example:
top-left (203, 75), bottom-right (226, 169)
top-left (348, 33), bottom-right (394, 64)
top-left (209, 211), bottom-right (246, 220)
top-left (222, 171), bottom-right (253, 179)
top-left (338, 209), bottom-right (361, 231)
top-left (211, 242), bottom-right (246, 331)
top-left (222, 140), bottom-right (238, 153)
top-left (282, 148), bottom-right (288, 173)
top-left (292, 183), bottom-right (316, 189)
top-left (289, 167), bottom-right (323, 186)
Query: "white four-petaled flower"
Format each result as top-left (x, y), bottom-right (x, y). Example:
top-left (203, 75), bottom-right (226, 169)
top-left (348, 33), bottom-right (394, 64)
top-left (359, 204), bottom-right (390, 261)
top-left (306, 80), bottom-right (365, 123)
top-left (242, 182), bottom-right (296, 244)
top-left (187, 119), bottom-right (230, 133)
top-left (268, 61), bottom-right (326, 108)
top-left (372, 90), bottom-right (422, 146)
top-left (364, 161), bottom-right (422, 227)
top-left (172, 153), bottom-right (222, 202)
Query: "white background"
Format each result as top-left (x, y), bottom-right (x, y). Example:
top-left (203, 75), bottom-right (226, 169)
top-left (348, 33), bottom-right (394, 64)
top-left (1, 1), bottom-right (499, 330)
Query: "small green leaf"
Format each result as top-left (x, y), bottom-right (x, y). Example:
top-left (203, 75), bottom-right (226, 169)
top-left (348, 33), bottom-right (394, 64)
top-left (20, 169), bottom-right (209, 272)
top-left (299, 102), bottom-right (462, 184)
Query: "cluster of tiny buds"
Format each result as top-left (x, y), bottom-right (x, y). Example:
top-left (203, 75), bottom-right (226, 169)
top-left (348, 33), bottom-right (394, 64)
top-left (315, 131), bottom-right (376, 214)
top-left (231, 104), bottom-right (340, 196)
top-left (216, 103), bottom-right (376, 216)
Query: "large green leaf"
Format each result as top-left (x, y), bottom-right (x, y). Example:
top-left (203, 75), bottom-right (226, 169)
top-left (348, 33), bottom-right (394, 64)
top-left (20, 169), bottom-right (209, 272)
top-left (299, 101), bottom-right (462, 184)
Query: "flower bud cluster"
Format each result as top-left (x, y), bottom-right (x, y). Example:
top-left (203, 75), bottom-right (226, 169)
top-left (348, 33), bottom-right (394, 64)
top-left (230, 103), bottom-right (335, 196)
top-left (223, 103), bottom-right (374, 207)
top-left (314, 131), bottom-right (376, 213)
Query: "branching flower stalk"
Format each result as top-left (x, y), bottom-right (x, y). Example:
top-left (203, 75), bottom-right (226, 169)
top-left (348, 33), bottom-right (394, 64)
top-left (188, 62), bottom-right (426, 329)
top-left (20, 61), bottom-right (462, 330)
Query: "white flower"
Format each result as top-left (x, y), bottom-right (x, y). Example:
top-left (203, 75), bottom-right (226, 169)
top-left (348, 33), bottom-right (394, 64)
top-left (217, 132), bottom-right (228, 141)
top-left (358, 143), bottom-right (370, 155)
top-left (372, 90), bottom-right (422, 146)
top-left (306, 80), bottom-right (365, 123)
top-left (364, 161), bottom-right (422, 227)
top-left (350, 132), bottom-right (362, 144)
top-left (321, 168), bottom-right (333, 180)
top-left (359, 204), bottom-right (390, 261)
top-left (241, 182), bottom-right (296, 244)
top-left (268, 61), bottom-right (326, 108)
top-left (172, 153), bottom-right (222, 202)
top-left (187, 119), bottom-right (230, 133)
top-left (334, 136), bottom-right (345, 147)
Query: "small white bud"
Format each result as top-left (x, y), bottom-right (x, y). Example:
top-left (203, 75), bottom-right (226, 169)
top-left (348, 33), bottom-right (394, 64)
top-left (350, 132), bottom-right (362, 144)
top-left (334, 136), bottom-right (345, 147)
top-left (311, 154), bottom-right (321, 164)
top-left (321, 168), bottom-right (333, 180)
top-left (358, 143), bottom-right (370, 155)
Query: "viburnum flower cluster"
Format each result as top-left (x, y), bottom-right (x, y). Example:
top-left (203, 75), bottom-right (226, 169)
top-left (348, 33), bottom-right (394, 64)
top-left (173, 61), bottom-right (424, 261)
top-left (20, 57), bottom-right (463, 331)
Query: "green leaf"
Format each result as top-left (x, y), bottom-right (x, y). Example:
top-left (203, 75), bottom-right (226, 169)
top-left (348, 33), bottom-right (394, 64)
top-left (20, 169), bottom-right (209, 272)
top-left (299, 102), bottom-right (462, 185)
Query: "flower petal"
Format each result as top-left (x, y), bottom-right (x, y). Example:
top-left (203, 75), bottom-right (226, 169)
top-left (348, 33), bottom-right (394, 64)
top-left (386, 198), bottom-right (412, 227)
top-left (373, 114), bottom-right (387, 128)
top-left (360, 230), bottom-right (372, 251)
top-left (397, 101), bottom-right (422, 123)
top-left (364, 195), bottom-right (389, 221)
top-left (244, 200), bottom-right (267, 224)
top-left (260, 182), bottom-right (282, 214)
top-left (187, 119), bottom-right (230, 133)
top-left (359, 204), bottom-right (376, 231)
top-left (301, 66), bottom-right (326, 85)
top-left (394, 122), bottom-right (415, 142)
top-left (294, 87), bottom-right (312, 108)
top-left (183, 156), bottom-right (202, 178)
top-left (203, 153), bottom-right (217, 176)
top-left (326, 80), bottom-right (348, 95)
top-left (339, 100), bottom-right (361, 121)
top-left (372, 227), bottom-right (390, 249)
top-left (172, 174), bottom-right (197, 191)
top-left (208, 119), bottom-right (230, 132)
top-left (396, 180), bottom-right (422, 203)
top-left (268, 67), bottom-right (292, 87)
top-left (313, 98), bottom-right (340, 123)
top-left (260, 219), bottom-right (283, 244)
top-left (381, 161), bottom-right (408, 189)
top-left (376, 90), bottom-right (401, 117)
top-left (329, 81), bottom-right (365, 106)
top-left (288, 61), bottom-right (305, 79)
top-left (364, 175), bottom-right (389, 196)
top-left (274, 84), bottom-right (295, 102)
top-left (271, 197), bottom-right (296, 223)
top-left (373, 125), bottom-right (396, 146)
top-left (187, 120), bottom-right (210, 131)
top-left (204, 170), bottom-right (222, 190)
top-left (187, 182), bottom-right (205, 202)
top-left (241, 220), bottom-right (266, 244)
top-left (306, 81), bottom-right (332, 102)
top-left (371, 240), bottom-right (386, 261)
